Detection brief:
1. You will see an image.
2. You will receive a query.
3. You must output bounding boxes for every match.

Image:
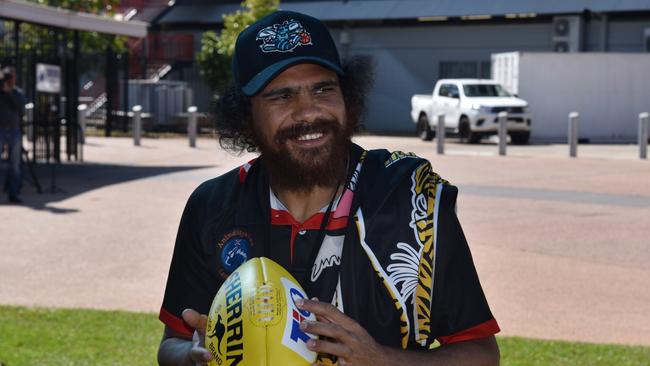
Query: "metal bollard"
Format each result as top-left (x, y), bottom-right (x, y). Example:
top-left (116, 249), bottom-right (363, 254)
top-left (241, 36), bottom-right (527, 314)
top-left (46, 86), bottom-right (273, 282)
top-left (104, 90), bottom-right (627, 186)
top-left (77, 104), bottom-right (87, 144)
top-left (187, 106), bottom-right (198, 148)
top-left (436, 113), bottom-right (445, 155)
top-left (77, 104), bottom-right (87, 162)
top-left (498, 111), bottom-right (507, 156)
top-left (133, 105), bottom-right (142, 146)
top-left (25, 102), bottom-right (34, 141)
top-left (640, 112), bottom-right (649, 160)
top-left (569, 112), bottom-right (579, 158)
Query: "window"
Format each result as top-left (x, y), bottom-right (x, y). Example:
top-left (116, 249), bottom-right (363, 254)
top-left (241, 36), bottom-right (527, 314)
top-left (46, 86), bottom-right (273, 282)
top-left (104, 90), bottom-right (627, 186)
top-left (438, 84), bottom-right (449, 96)
top-left (463, 84), bottom-right (512, 97)
top-left (447, 84), bottom-right (459, 98)
top-left (439, 61), bottom-right (491, 79)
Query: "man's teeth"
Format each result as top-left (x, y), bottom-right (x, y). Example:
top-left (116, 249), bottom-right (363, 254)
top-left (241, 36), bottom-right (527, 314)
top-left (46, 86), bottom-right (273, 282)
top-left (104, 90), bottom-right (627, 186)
top-left (297, 132), bottom-right (323, 141)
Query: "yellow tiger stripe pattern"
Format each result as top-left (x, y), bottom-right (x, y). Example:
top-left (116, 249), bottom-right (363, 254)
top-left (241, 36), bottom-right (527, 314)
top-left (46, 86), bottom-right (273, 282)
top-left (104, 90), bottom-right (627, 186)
top-left (413, 162), bottom-right (448, 345)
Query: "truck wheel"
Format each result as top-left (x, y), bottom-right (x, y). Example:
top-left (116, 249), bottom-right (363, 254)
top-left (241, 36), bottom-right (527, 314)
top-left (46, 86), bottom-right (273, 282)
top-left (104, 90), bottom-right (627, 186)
top-left (511, 131), bottom-right (531, 145)
top-left (417, 115), bottom-right (435, 141)
top-left (459, 117), bottom-right (481, 144)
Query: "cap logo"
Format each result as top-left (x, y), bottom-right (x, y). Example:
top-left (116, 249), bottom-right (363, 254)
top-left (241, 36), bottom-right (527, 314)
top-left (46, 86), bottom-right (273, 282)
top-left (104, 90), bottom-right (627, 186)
top-left (256, 19), bottom-right (312, 53)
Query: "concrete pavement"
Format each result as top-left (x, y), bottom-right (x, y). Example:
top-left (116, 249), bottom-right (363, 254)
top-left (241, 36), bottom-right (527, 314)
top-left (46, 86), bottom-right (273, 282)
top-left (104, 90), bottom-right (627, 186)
top-left (1, 135), bottom-right (648, 346)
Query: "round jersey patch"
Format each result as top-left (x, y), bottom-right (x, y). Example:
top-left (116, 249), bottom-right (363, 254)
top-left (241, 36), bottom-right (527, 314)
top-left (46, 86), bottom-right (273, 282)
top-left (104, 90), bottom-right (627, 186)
top-left (220, 236), bottom-right (250, 272)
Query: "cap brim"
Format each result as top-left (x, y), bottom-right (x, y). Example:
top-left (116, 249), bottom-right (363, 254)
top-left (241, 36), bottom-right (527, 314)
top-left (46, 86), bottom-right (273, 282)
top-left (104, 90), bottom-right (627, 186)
top-left (241, 56), bottom-right (344, 96)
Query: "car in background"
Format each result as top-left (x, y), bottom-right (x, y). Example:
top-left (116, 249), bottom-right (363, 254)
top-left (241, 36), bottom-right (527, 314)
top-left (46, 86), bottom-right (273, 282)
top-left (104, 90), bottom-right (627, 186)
top-left (411, 79), bottom-right (532, 144)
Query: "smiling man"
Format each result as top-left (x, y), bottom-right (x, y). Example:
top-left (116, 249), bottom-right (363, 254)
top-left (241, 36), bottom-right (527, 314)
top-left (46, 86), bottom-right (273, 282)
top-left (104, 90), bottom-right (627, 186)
top-left (158, 11), bottom-right (500, 366)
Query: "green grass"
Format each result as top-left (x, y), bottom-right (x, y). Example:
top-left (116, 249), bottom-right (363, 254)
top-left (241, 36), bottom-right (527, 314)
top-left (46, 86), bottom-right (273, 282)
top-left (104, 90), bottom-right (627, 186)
top-left (1, 305), bottom-right (649, 365)
top-left (0, 306), bottom-right (162, 366)
top-left (497, 337), bottom-right (650, 366)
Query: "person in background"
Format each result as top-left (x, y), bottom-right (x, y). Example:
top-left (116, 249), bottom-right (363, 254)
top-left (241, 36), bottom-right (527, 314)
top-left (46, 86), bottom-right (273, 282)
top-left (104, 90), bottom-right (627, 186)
top-left (0, 66), bottom-right (26, 204)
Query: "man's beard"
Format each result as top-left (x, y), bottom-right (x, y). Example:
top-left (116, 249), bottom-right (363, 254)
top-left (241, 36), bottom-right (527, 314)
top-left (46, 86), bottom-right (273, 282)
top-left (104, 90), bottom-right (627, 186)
top-left (253, 118), bottom-right (352, 192)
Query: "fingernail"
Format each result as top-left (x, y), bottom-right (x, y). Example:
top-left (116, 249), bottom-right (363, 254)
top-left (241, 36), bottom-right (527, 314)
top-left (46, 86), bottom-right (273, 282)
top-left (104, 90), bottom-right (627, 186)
top-left (307, 339), bottom-right (316, 348)
top-left (300, 320), bottom-right (309, 330)
top-left (295, 298), bottom-right (304, 307)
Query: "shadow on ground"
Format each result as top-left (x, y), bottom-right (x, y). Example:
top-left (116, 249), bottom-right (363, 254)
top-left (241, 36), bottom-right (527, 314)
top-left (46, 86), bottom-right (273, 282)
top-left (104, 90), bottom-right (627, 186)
top-left (3, 162), bottom-right (213, 214)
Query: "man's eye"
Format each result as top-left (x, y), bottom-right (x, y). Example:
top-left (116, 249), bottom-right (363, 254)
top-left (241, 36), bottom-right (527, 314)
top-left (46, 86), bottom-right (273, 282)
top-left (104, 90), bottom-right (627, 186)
top-left (270, 93), bottom-right (291, 101)
top-left (316, 86), bottom-right (334, 94)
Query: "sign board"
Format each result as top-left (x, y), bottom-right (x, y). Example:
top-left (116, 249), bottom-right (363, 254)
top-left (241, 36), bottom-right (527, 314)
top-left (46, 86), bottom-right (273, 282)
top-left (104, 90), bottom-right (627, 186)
top-left (36, 63), bottom-right (61, 93)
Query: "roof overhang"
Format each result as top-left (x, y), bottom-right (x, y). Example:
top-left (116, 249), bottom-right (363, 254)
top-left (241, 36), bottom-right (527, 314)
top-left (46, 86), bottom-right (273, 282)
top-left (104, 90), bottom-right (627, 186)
top-left (0, 0), bottom-right (148, 38)
top-left (156, 0), bottom-right (650, 26)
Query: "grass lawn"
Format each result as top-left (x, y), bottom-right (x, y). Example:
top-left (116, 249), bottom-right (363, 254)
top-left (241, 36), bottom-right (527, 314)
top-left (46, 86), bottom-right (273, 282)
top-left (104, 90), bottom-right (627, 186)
top-left (1, 305), bottom-right (649, 365)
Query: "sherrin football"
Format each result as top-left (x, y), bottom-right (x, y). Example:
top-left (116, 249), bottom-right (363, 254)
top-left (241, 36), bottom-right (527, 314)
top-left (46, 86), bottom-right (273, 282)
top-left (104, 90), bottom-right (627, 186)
top-left (206, 257), bottom-right (317, 366)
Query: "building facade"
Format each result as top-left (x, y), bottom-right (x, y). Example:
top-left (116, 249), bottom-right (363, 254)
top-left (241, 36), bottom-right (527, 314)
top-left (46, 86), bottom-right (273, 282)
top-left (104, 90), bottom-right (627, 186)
top-left (155, 0), bottom-right (650, 137)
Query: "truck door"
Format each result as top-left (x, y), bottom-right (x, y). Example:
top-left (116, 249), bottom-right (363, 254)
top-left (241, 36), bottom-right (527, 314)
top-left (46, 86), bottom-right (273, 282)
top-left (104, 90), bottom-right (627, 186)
top-left (446, 83), bottom-right (461, 127)
top-left (437, 83), bottom-right (460, 128)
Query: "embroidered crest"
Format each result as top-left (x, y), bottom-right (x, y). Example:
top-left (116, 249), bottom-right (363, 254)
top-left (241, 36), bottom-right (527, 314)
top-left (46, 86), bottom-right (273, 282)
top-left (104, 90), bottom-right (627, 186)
top-left (256, 19), bottom-right (312, 53)
top-left (217, 229), bottom-right (254, 278)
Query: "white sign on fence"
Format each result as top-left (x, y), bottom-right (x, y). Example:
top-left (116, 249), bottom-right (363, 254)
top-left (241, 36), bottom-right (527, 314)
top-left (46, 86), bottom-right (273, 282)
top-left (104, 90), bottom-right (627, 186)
top-left (36, 63), bottom-right (61, 93)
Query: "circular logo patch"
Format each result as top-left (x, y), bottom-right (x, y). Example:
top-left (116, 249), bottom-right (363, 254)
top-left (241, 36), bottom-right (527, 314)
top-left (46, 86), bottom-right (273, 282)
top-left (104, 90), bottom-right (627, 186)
top-left (220, 236), bottom-right (250, 272)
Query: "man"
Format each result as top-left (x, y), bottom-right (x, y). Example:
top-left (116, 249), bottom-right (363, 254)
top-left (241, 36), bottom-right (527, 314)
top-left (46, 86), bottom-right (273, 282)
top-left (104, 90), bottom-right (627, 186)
top-left (158, 11), bottom-right (500, 366)
top-left (0, 66), bottom-right (25, 204)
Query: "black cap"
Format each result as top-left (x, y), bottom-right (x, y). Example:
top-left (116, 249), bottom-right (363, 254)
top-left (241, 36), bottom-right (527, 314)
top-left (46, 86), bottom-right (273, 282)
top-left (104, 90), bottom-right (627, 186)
top-left (233, 10), bottom-right (343, 96)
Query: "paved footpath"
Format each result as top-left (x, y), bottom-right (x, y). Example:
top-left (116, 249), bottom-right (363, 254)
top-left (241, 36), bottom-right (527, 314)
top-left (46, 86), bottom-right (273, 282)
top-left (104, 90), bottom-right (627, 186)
top-left (1, 136), bottom-right (648, 346)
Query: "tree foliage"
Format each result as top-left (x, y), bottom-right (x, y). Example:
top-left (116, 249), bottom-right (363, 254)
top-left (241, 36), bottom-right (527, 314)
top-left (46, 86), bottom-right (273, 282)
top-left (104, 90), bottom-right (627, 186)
top-left (197, 0), bottom-right (280, 93)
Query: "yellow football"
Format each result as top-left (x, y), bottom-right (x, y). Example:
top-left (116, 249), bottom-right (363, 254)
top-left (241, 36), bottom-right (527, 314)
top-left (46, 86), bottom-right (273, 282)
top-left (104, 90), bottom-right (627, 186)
top-left (205, 257), bottom-right (317, 366)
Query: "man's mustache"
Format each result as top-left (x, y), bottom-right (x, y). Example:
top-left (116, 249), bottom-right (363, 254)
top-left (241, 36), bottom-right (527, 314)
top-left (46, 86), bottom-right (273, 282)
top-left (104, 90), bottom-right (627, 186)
top-left (274, 119), bottom-right (340, 143)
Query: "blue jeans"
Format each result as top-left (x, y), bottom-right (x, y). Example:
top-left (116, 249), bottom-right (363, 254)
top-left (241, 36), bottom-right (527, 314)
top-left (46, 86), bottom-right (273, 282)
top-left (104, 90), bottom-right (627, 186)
top-left (0, 127), bottom-right (22, 199)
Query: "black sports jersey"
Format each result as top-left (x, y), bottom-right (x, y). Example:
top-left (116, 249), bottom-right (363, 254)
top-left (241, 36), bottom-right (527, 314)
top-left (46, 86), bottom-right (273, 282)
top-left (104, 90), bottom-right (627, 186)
top-left (160, 143), bottom-right (499, 350)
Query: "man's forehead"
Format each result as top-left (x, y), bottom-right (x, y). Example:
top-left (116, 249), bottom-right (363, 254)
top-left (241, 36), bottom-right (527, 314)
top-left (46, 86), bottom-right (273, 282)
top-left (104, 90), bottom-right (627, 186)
top-left (260, 63), bottom-right (339, 92)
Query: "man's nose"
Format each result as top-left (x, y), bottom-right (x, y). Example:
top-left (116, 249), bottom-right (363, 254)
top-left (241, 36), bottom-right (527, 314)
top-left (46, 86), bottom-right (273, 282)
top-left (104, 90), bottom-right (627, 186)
top-left (291, 92), bottom-right (322, 123)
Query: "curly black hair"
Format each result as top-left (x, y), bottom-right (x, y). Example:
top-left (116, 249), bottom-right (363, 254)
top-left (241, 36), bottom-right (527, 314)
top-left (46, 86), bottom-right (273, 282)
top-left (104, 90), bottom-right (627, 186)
top-left (214, 55), bottom-right (375, 154)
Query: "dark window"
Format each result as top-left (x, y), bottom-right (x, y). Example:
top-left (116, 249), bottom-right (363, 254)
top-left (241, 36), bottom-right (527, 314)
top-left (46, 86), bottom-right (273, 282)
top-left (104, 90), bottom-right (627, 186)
top-left (463, 84), bottom-right (512, 97)
top-left (439, 61), bottom-right (491, 79)
top-left (438, 84), bottom-right (449, 97)
top-left (447, 84), bottom-right (459, 98)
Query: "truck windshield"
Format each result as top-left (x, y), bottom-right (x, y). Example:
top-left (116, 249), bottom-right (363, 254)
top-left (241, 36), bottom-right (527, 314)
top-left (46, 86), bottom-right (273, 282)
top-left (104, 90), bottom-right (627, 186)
top-left (463, 84), bottom-right (512, 97)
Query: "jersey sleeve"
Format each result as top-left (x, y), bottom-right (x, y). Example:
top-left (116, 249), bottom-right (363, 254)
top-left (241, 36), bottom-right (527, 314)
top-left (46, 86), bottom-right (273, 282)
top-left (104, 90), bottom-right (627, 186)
top-left (159, 187), bottom-right (221, 337)
top-left (429, 184), bottom-right (500, 345)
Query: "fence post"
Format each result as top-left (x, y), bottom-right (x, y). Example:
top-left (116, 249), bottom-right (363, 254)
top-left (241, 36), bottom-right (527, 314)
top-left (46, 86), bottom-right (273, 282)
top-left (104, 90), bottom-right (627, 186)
top-left (133, 105), bottom-right (142, 146)
top-left (640, 112), bottom-right (649, 160)
top-left (188, 106), bottom-right (198, 148)
top-left (77, 104), bottom-right (87, 162)
top-left (569, 112), bottom-right (579, 158)
top-left (498, 111), bottom-right (507, 156)
top-left (436, 113), bottom-right (445, 155)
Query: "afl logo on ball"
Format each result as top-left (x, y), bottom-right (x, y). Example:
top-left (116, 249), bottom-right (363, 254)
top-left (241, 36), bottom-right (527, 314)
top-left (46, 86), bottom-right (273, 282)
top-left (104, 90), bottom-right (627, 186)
top-left (217, 230), bottom-right (253, 277)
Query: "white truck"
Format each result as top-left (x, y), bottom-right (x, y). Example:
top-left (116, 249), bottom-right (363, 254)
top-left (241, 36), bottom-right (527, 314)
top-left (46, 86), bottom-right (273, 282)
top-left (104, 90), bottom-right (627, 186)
top-left (410, 79), bottom-right (532, 144)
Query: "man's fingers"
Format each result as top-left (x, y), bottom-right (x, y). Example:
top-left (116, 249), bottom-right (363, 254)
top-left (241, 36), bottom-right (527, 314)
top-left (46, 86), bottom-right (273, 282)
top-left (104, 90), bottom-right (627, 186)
top-left (182, 309), bottom-right (208, 334)
top-left (197, 314), bottom-right (209, 335)
top-left (190, 345), bottom-right (212, 364)
top-left (306, 338), bottom-right (352, 359)
top-left (300, 320), bottom-right (353, 344)
top-left (297, 299), bottom-right (357, 329)
top-left (182, 309), bottom-right (201, 328)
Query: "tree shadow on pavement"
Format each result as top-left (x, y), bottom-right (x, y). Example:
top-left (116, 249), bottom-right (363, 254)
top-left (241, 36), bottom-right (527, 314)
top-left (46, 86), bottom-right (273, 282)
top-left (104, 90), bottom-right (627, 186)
top-left (7, 162), bottom-right (214, 214)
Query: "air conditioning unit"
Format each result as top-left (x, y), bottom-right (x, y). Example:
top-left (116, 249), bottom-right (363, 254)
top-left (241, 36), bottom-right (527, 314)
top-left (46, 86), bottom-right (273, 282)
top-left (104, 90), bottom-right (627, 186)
top-left (552, 16), bottom-right (583, 52)
top-left (644, 28), bottom-right (650, 52)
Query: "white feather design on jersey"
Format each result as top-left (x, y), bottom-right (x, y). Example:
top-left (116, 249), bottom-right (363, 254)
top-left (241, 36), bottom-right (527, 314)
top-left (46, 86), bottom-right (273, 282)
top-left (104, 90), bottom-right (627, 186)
top-left (387, 242), bottom-right (421, 304)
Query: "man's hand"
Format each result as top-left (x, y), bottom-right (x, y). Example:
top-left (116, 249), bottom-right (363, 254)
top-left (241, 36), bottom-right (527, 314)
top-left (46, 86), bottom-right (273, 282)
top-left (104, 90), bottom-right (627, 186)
top-left (297, 298), bottom-right (500, 366)
top-left (297, 298), bottom-right (389, 366)
top-left (158, 309), bottom-right (212, 366)
top-left (182, 309), bottom-right (213, 365)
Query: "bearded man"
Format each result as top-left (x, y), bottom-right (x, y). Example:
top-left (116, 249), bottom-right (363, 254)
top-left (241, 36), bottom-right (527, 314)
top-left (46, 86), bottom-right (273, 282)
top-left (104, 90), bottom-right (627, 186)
top-left (158, 11), bottom-right (500, 366)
